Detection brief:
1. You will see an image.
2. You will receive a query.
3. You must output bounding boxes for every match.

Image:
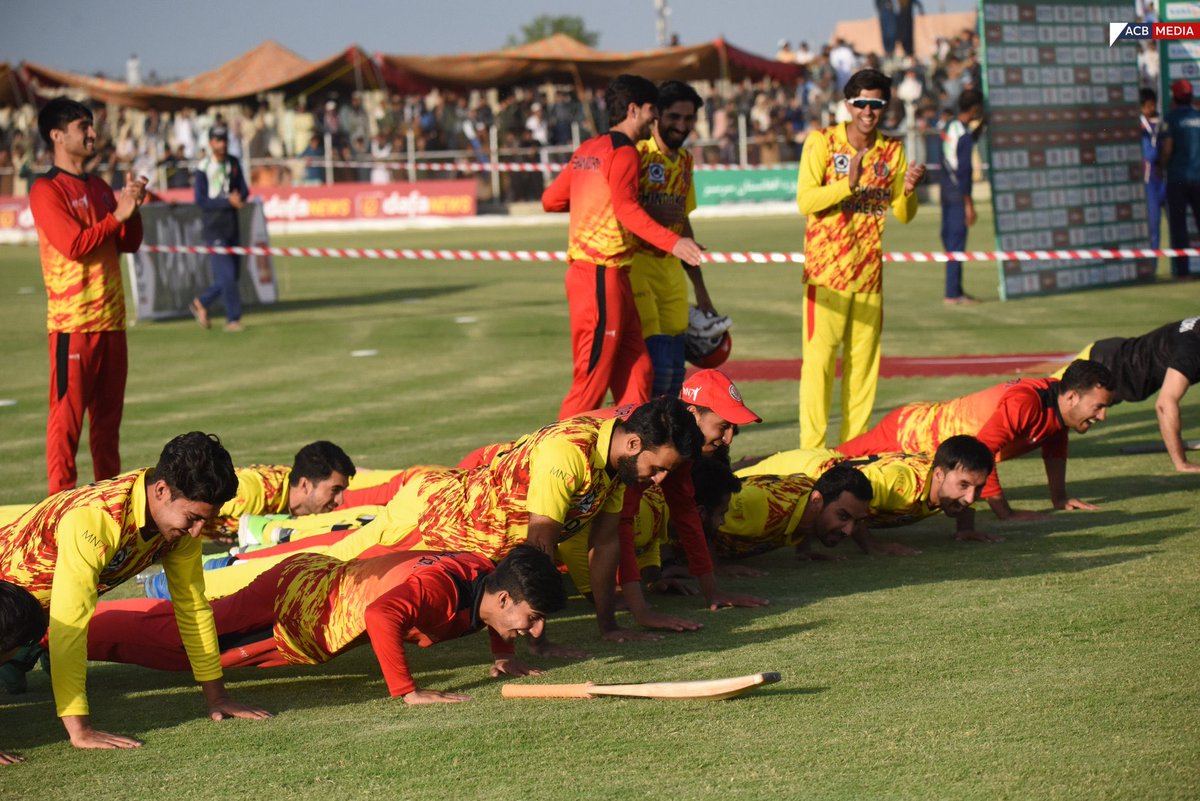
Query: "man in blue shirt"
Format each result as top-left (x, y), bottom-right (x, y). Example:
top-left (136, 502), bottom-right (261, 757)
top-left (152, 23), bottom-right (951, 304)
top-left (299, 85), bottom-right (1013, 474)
top-left (1140, 88), bottom-right (1166, 249)
top-left (191, 125), bottom-right (250, 331)
top-left (939, 89), bottom-right (983, 304)
top-left (1160, 79), bottom-right (1200, 279)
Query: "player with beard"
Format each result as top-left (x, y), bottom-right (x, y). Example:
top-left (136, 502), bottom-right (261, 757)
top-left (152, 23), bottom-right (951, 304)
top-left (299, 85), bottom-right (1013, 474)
top-left (837, 360), bottom-right (1116, 522)
top-left (191, 397), bottom-right (702, 649)
top-left (736, 435), bottom-right (997, 556)
top-left (630, 80), bottom-right (718, 397)
top-left (542, 75), bottom-right (705, 418)
top-left (714, 465), bottom-right (873, 561)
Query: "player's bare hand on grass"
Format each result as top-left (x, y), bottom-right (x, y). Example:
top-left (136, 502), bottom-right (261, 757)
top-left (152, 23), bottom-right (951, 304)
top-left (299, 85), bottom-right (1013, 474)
top-left (1055, 498), bottom-right (1099, 511)
top-left (208, 696), bottom-right (272, 721)
top-left (706, 590), bottom-right (769, 610)
top-left (868, 540), bottom-right (922, 556)
top-left (671, 237), bottom-right (705, 266)
top-left (1002, 509), bottom-right (1051, 522)
top-left (715, 563), bottom-right (769, 578)
top-left (1, 748), bottom-right (25, 765)
top-left (634, 610), bottom-right (703, 632)
top-left (954, 529), bottom-right (1005, 543)
top-left (903, 163), bottom-right (927, 194)
top-left (490, 657), bottom-right (544, 679)
top-left (647, 576), bottom-right (699, 595)
top-left (403, 689), bottom-right (471, 704)
top-left (600, 623), bottom-right (667, 642)
top-left (62, 716), bottom-right (143, 750)
top-left (527, 638), bottom-right (590, 660)
top-left (1174, 462), bottom-right (1200, 473)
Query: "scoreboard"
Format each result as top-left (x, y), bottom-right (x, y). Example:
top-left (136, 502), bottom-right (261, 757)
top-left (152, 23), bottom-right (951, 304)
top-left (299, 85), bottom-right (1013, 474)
top-left (980, 0), bottom-right (1157, 299)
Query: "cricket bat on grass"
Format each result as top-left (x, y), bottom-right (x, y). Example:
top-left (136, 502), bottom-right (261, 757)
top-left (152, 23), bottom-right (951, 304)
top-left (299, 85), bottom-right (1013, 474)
top-left (501, 672), bottom-right (780, 700)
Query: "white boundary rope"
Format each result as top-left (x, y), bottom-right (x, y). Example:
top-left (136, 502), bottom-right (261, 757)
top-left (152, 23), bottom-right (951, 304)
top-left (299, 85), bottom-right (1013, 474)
top-left (140, 244), bottom-right (1200, 263)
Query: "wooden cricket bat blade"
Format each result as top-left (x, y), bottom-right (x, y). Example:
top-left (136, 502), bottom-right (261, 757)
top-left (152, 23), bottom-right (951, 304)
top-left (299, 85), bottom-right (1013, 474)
top-left (501, 672), bottom-right (781, 700)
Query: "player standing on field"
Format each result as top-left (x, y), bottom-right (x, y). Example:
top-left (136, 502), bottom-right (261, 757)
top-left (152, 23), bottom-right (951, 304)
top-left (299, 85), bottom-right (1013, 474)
top-left (30, 98), bottom-right (147, 495)
top-left (796, 69), bottom-right (926, 448)
top-left (543, 74), bottom-right (705, 418)
top-left (630, 80), bottom-right (718, 397)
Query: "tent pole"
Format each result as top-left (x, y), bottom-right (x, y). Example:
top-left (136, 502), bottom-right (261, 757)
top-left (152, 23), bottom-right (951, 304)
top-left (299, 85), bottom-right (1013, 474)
top-left (489, 124), bottom-right (500, 200)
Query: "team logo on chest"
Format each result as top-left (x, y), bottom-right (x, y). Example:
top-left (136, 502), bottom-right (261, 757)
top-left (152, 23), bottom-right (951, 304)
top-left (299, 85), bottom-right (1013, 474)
top-left (648, 163), bottom-right (666, 183)
top-left (873, 160), bottom-right (890, 178)
top-left (833, 154), bottom-right (851, 174)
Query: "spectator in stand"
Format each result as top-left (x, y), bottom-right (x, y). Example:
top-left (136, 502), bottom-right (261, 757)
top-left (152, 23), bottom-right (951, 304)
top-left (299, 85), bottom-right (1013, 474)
top-left (159, 144), bottom-right (191, 189)
top-left (339, 92), bottom-right (371, 145)
top-left (829, 39), bottom-right (858, 91)
top-left (776, 40), bottom-right (795, 63)
top-left (1140, 88), bottom-right (1167, 249)
top-left (526, 102), bottom-right (550, 147)
top-left (877, 0), bottom-right (898, 58)
top-left (795, 41), bottom-right (814, 66)
top-left (369, 131), bottom-right (394, 184)
top-left (300, 134), bottom-right (324, 185)
top-left (939, 88), bottom-right (984, 305)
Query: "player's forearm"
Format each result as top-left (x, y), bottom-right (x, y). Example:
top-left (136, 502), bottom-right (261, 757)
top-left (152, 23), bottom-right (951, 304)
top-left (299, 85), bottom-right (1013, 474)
top-left (986, 494), bottom-right (1014, 519)
top-left (1155, 397), bottom-right (1191, 468)
top-left (797, 178), bottom-right (853, 215)
top-left (588, 522), bottom-right (622, 632)
top-left (1044, 457), bottom-right (1070, 505)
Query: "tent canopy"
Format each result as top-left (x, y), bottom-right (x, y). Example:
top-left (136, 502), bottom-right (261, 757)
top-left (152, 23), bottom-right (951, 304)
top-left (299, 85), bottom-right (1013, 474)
top-left (18, 35), bottom-right (802, 109)
top-left (22, 42), bottom-right (385, 110)
top-left (379, 34), bottom-right (804, 92)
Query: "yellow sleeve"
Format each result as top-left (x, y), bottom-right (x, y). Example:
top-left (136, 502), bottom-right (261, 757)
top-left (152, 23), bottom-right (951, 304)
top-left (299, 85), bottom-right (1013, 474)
top-left (161, 535), bottom-right (222, 682)
top-left (602, 483), bottom-right (626, 514)
top-left (526, 438), bottom-right (590, 522)
top-left (220, 468), bottom-right (271, 520)
top-left (48, 508), bottom-right (119, 717)
top-left (889, 146), bottom-right (918, 224)
top-left (797, 134), bottom-right (853, 216)
top-left (685, 163), bottom-right (697, 216)
top-left (865, 462), bottom-right (914, 512)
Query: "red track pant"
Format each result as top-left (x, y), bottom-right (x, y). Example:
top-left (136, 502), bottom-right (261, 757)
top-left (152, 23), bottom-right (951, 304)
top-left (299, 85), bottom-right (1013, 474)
top-left (47, 330), bottom-right (127, 495)
top-left (87, 562), bottom-right (292, 671)
top-left (559, 262), bottom-right (652, 418)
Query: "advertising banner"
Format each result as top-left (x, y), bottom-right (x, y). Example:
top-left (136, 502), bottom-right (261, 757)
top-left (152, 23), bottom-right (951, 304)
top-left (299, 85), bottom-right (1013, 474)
top-left (126, 202), bottom-right (276, 322)
top-left (694, 168), bottom-right (797, 206)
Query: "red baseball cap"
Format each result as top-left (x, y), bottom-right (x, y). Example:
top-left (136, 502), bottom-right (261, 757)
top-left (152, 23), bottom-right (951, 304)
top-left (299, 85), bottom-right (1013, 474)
top-left (1171, 79), bottom-right (1194, 102)
top-left (680, 369), bottom-right (761, 425)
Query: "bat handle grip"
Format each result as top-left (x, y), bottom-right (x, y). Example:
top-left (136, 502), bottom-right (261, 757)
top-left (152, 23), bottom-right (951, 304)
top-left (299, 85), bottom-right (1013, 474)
top-left (501, 683), bottom-right (594, 699)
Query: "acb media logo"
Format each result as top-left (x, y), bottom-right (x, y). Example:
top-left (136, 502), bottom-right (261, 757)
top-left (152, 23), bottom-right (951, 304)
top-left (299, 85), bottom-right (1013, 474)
top-left (1109, 21), bottom-right (1200, 45)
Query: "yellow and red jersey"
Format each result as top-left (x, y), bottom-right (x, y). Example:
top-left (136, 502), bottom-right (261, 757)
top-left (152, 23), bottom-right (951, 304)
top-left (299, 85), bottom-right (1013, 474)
top-left (557, 483), bottom-right (670, 593)
top-left (29, 168), bottom-right (143, 333)
top-left (714, 474), bottom-right (816, 559)
top-left (738, 449), bottom-right (939, 528)
top-left (796, 123), bottom-right (918, 293)
top-left (206, 464), bottom-right (292, 539)
top-left (632, 137), bottom-right (696, 259)
top-left (271, 550), bottom-right (510, 697)
top-left (542, 132), bottom-right (681, 268)
top-left (0, 470), bottom-right (220, 716)
top-left (837, 377), bottom-right (1069, 499)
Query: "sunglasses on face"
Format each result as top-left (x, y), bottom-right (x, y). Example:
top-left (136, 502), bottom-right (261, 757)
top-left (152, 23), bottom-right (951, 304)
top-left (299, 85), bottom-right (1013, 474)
top-left (849, 98), bottom-right (888, 110)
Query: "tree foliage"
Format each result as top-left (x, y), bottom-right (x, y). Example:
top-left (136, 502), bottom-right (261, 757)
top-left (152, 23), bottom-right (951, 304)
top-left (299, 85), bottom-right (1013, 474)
top-left (505, 14), bottom-right (599, 48)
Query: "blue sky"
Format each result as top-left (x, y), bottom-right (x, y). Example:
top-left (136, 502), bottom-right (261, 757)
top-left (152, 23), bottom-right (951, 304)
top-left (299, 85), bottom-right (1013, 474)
top-left (2, 0), bottom-right (977, 79)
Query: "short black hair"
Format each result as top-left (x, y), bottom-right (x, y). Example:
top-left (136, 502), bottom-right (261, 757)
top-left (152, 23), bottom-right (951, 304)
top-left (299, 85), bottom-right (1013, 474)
top-left (0, 581), bottom-right (46, 654)
top-left (656, 80), bottom-right (702, 114)
top-left (933, 435), bottom-right (994, 476)
top-left (690, 455), bottom-right (742, 509)
top-left (289, 441), bottom-right (356, 487)
top-left (606, 74), bottom-right (659, 127)
top-left (148, 432), bottom-right (238, 507)
top-left (813, 463), bottom-right (873, 504)
top-left (620, 396), bottom-right (703, 462)
top-left (37, 97), bottom-right (93, 148)
top-left (1060, 359), bottom-right (1116, 394)
top-left (843, 68), bottom-right (892, 103)
top-left (488, 544), bottom-right (567, 614)
top-left (1140, 87), bottom-right (1157, 105)
top-left (958, 88), bottom-right (983, 113)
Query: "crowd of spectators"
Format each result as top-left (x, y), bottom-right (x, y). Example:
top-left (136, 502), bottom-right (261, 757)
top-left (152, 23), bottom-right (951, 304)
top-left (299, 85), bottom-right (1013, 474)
top-left (0, 23), bottom-right (1160, 203)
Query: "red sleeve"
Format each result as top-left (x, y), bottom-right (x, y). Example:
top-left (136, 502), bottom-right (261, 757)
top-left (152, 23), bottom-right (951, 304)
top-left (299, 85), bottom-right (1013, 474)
top-left (541, 161), bottom-right (572, 212)
top-left (116, 210), bottom-right (144, 253)
top-left (30, 178), bottom-right (121, 261)
top-left (362, 582), bottom-right (425, 697)
top-left (233, 528), bottom-right (356, 560)
top-left (662, 470), bottom-right (714, 576)
top-left (607, 146), bottom-right (682, 254)
top-left (972, 388), bottom-right (1038, 499)
top-left (616, 485), bottom-right (645, 584)
top-left (1040, 428), bottom-right (1068, 460)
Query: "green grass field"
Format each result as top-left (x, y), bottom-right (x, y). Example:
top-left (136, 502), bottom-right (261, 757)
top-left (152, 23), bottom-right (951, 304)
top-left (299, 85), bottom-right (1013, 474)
top-left (1, 207), bottom-right (1197, 799)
